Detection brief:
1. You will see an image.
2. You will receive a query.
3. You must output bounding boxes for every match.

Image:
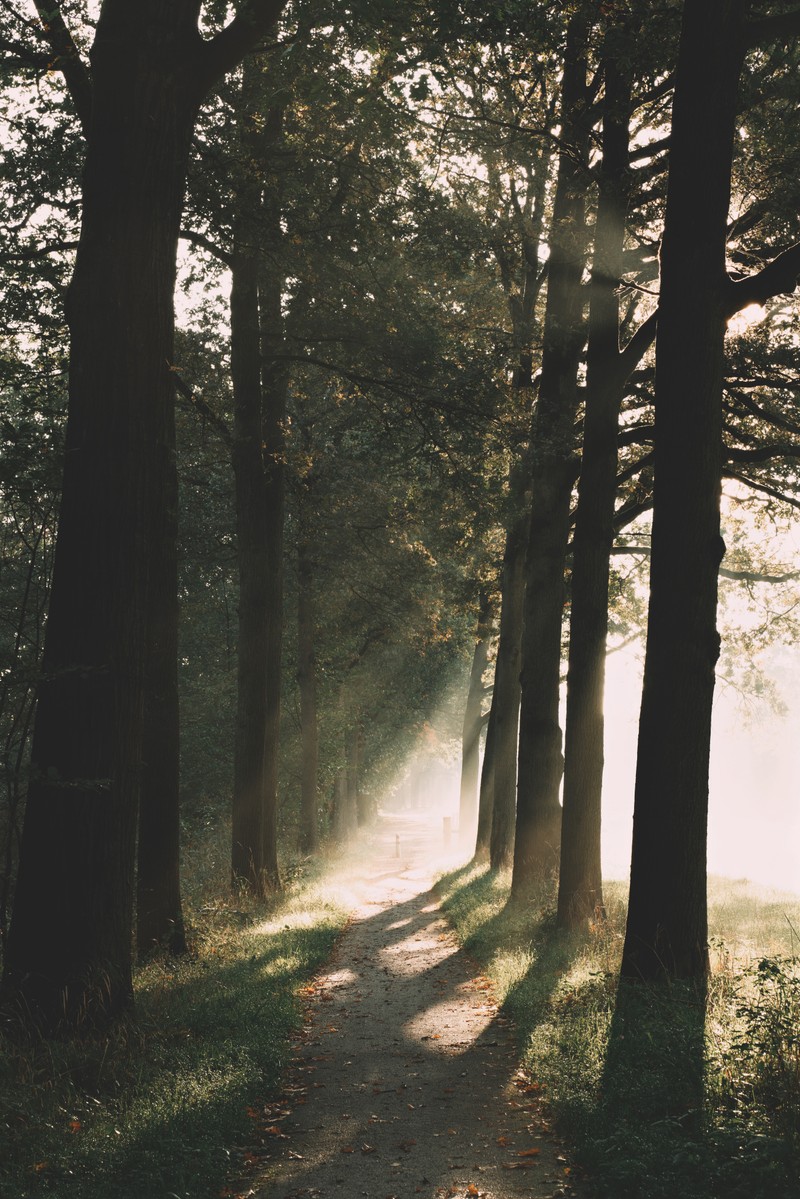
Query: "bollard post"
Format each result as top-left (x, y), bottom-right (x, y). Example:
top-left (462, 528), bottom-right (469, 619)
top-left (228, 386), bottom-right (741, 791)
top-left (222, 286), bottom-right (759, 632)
top-left (395, 833), bottom-right (400, 858)
top-left (443, 816), bottom-right (451, 845)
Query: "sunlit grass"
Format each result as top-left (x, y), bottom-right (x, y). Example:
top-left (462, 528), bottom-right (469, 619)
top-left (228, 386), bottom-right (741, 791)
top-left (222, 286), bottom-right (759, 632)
top-left (436, 864), bottom-right (800, 1199)
top-left (0, 841), bottom-right (349, 1199)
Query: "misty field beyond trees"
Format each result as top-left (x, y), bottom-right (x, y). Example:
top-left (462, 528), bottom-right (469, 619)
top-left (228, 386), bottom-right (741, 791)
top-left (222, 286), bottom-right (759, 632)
top-left (1, 1), bottom-right (800, 1197)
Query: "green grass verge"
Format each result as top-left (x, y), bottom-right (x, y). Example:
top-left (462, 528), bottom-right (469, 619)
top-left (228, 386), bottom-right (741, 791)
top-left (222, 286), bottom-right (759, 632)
top-left (0, 867), bottom-right (348, 1199)
top-left (436, 863), bottom-right (800, 1199)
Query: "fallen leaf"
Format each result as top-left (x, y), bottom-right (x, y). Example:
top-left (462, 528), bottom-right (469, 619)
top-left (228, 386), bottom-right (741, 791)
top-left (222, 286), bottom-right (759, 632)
top-left (496, 1136), bottom-right (512, 1147)
top-left (33, 1163), bottom-right (49, 1173)
top-left (361, 1143), bottom-right (376, 1154)
top-left (466, 1187), bottom-right (481, 1196)
top-left (340, 1145), bottom-right (355, 1154)
top-left (399, 1139), bottom-right (417, 1151)
top-left (68, 1120), bottom-right (81, 1134)
top-left (518, 1148), bottom-right (541, 1158)
top-left (287, 1150), bottom-right (303, 1160)
top-left (264, 1125), bottom-right (288, 1138)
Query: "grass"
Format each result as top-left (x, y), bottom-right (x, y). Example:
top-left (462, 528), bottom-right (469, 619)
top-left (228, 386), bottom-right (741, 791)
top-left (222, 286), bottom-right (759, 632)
top-left (435, 864), bottom-right (800, 1199)
top-left (0, 828), bottom-right (350, 1199)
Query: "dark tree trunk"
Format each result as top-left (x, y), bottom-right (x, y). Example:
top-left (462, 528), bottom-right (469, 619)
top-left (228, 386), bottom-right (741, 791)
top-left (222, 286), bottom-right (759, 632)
top-left (258, 236), bottom-right (287, 889)
top-left (230, 80), bottom-right (286, 895)
top-left (332, 721), bottom-right (360, 843)
top-left (136, 491), bottom-right (186, 954)
top-left (1, 8), bottom-right (204, 1030)
top-left (458, 592), bottom-right (493, 847)
top-left (489, 503), bottom-right (529, 871)
top-left (620, 0), bottom-right (745, 982)
top-left (230, 243), bottom-right (269, 891)
top-left (512, 15), bottom-right (591, 899)
top-left (557, 51), bottom-right (633, 931)
top-left (473, 683), bottom-right (497, 861)
top-left (297, 531), bottom-right (319, 855)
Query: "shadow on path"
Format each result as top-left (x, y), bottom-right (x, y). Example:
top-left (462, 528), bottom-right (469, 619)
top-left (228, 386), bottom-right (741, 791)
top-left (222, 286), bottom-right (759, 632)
top-left (253, 813), bottom-right (580, 1199)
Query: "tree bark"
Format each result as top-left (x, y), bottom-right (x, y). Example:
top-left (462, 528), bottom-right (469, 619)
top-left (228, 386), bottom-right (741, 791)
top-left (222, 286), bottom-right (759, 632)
top-left (620, 0), bottom-right (745, 982)
top-left (230, 74), bottom-right (286, 895)
top-left (258, 190), bottom-right (287, 888)
top-left (297, 528), bottom-right (319, 855)
top-left (512, 14), bottom-right (591, 899)
top-left (489, 501), bottom-right (529, 871)
top-left (230, 232), bottom-right (269, 891)
top-left (557, 49), bottom-right (633, 931)
top-left (1, 1), bottom-right (287, 1030)
top-left (2, 6), bottom-right (204, 1030)
top-left (473, 683), bottom-right (497, 861)
top-left (458, 591), bottom-right (493, 847)
top-left (136, 480), bottom-right (186, 955)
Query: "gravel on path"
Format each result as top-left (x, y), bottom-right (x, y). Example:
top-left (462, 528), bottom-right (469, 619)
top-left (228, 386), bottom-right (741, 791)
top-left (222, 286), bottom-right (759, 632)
top-left (251, 813), bottom-right (580, 1199)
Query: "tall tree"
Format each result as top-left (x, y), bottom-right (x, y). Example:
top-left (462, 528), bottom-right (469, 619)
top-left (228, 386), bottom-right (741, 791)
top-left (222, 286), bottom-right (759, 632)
top-left (621, 0), bottom-right (800, 982)
top-left (557, 28), bottom-right (639, 931)
top-left (512, 12), bottom-right (593, 898)
top-left (458, 591), bottom-right (493, 844)
top-left (2, 0), bottom-right (286, 1033)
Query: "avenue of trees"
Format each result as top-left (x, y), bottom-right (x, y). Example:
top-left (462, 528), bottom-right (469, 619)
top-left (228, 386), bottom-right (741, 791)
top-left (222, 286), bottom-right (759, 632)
top-left (1, 0), bottom-right (799, 1040)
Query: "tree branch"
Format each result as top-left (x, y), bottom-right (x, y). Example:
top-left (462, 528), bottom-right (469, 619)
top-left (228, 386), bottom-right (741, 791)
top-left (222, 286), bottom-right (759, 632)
top-left (179, 227), bottom-right (233, 267)
top-left (725, 442), bottom-right (800, 464)
top-left (724, 468), bottom-right (800, 512)
top-left (195, 0), bottom-right (288, 94)
top-left (32, 0), bottom-right (92, 134)
top-left (725, 242), bottom-right (800, 315)
top-left (747, 8), bottom-right (800, 47)
top-left (608, 544), bottom-right (800, 584)
top-left (167, 362), bottom-right (231, 447)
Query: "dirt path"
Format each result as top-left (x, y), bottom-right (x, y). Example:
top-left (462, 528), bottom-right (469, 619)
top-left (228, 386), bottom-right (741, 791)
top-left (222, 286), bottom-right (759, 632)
top-left (253, 814), bottom-right (578, 1199)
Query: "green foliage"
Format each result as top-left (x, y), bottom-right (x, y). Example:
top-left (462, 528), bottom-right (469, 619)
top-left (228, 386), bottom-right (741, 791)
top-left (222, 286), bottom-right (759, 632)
top-left (436, 866), bottom-right (800, 1199)
top-left (0, 853), bottom-right (347, 1199)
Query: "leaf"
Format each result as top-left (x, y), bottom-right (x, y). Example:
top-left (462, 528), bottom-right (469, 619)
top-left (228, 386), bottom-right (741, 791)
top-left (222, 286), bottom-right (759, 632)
top-left (264, 1125), bottom-right (288, 1138)
top-left (68, 1119), bottom-right (81, 1134)
top-left (496, 1135), bottom-right (512, 1146)
top-left (517, 1148), bottom-right (541, 1157)
top-left (466, 1186), bottom-right (480, 1196)
top-left (340, 1145), bottom-right (355, 1154)
top-left (33, 1163), bottom-right (49, 1173)
top-left (360, 1143), bottom-right (376, 1154)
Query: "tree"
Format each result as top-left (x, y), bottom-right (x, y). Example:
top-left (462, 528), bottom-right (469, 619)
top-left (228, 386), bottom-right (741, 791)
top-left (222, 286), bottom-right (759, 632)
top-left (458, 590), bottom-right (493, 845)
top-left (2, 0), bottom-right (287, 1033)
top-left (620, 0), bottom-right (800, 983)
top-left (511, 11), bottom-right (593, 898)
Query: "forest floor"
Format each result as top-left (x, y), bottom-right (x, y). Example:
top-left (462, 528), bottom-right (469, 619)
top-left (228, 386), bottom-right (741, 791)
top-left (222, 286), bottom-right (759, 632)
top-left (246, 812), bottom-right (578, 1199)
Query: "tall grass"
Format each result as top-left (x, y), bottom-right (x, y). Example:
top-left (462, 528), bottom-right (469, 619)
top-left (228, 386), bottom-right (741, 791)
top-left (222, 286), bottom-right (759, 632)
top-left (0, 827), bottom-right (349, 1199)
top-left (436, 865), bottom-right (800, 1199)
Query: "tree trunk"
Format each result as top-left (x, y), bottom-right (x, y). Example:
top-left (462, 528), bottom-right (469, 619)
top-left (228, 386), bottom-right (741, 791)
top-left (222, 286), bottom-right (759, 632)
top-left (458, 591), bottom-right (493, 847)
top-left (489, 503), bottom-right (529, 871)
top-left (473, 683), bottom-right (497, 861)
top-left (258, 220), bottom-right (287, 889)
top-left (297, 530), bottom-right (319, 855)
top-left (512, 15), bottom-right (591, 899)
top-left (1, 13), bottom-right (202, 1030)
top-left (230, 248), bottom-right (270, 891)
top-left (332, 722), bottom-right (360, 843)
top-left (136, 485), bottom-right (186, 954)
top-left (620, 0), bottom-right (744, 983)
top-left (557, 51), bottom-right (632, 931)
top-left (230, 77), bottom-right (286, 895)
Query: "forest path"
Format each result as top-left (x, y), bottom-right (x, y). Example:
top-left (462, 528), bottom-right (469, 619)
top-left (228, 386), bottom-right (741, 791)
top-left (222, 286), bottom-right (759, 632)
top-left (251, 812), bottom-right (578, 1199)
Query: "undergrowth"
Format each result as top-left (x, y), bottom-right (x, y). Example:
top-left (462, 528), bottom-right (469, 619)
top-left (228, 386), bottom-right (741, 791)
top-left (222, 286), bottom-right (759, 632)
top-left (0, 828), bottom-right (349, 1199)
top-left (436, 864), bottom-right (800, 1199)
